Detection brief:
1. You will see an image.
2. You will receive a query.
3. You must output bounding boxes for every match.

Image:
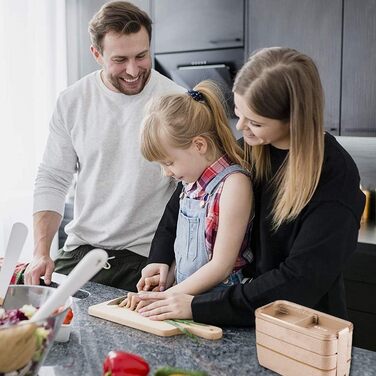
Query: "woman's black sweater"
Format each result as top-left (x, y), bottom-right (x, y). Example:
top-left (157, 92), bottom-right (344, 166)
top-left (148, 133), bottom-right (365, 326)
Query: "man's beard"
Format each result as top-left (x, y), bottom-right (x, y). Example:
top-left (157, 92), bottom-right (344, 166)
top-left (108, 69), bottom-right (151, 95)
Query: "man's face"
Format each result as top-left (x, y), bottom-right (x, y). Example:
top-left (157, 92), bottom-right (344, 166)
top-left (91, 27), bottom-right (152, 95)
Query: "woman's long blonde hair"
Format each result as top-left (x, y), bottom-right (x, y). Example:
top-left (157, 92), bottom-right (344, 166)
top-left (233, 47), bottom-right (324, 229)
top-left (141, 80), bottom-right (245, 168)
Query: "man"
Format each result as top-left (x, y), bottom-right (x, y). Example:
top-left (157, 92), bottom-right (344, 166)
top-left (24, 1), bottom-right (184, 291)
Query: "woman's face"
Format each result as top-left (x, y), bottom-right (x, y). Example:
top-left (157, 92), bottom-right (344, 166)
top-left (234, 92), bottom-right (291, 149)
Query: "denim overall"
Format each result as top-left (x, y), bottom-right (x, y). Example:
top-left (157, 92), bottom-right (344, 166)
top-left (174, 164), bottom-right (251, 291)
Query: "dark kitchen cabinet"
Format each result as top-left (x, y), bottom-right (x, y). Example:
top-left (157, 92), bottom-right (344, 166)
top-left (344, 242), bottom-right (376, 351)
top-left (246, 0), bottom-right (342, 135)
top-left (152, 0), bottom-right (244, 53)
top-left (341, 0), bottom-right (376, 136)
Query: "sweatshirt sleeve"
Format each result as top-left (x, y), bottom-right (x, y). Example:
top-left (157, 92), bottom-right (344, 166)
top-left (192, 201), bottom-right (361, 326)
top-left (148, 183), bottom-right (182, 265)
top-left (33, 97), bottom-right (78, 215)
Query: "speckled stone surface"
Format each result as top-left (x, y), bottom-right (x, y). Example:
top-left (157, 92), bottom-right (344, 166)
top-left (41, 281), bottom-right (376, 376)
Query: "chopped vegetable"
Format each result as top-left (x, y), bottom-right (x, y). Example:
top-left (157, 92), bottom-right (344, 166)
top-left (21, 304), bottom-right (38, 319)
top-left (103, 351), bottom-right (150, 376)
top-left (33, 327), bottom-right (50, 361)
top-left (0, 307), bottom-right (28, 326)
top-left (0, 304), bottom-right (40, 326)
top-left (0, 304), bottom-right (53, 374)
top-left (63, 308), bottom-right (74, 325)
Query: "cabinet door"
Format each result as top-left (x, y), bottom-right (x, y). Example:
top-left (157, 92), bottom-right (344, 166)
top-left (153, 0), bottom-right (244, 53)
top-left (247, 0), bottom-right (342, 134)
top-left (341, 0), bottom-right (376, 136)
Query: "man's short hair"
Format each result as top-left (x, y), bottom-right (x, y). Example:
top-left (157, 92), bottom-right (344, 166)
top-left (89, 1), bottom-right (152, 54)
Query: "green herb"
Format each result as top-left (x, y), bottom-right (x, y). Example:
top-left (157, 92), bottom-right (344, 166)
top-left (154, 366), bottom-right (208, 375)
top-left (165, 320), bottom-right (201, 342)
top-left (170, 319), bottom-right (207, 326)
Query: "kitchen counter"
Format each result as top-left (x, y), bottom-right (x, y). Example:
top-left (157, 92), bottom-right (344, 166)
top-left (359, 222), bottom-right (376, 245)
top-left (41, 281), bottom-right (376, 376)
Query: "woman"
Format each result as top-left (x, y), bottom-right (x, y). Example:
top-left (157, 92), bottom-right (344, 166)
top-left (135, 47), bottom-right (365, 326)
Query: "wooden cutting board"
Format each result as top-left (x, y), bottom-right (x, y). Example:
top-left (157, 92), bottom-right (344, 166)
top-left (88, 296), bottom-right (223, 340)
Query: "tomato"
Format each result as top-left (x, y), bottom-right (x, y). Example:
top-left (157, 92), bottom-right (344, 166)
top-left (63, 308), bottom-right (74, 325)
top-left (103, 351), bottom-right (150, 376)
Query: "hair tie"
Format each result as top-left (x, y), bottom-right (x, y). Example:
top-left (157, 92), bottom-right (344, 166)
top-left (187, 89), bottom-right (204, 102)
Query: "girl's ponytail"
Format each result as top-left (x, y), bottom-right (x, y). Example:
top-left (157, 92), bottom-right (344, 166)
top-left (141, 79), bottom-right (247, 171)
top-left (194, 81), bottom-right (247, 169)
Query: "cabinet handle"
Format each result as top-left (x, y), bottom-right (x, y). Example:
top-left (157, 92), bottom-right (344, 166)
top-left (209, 38), bottom-right (242, 44)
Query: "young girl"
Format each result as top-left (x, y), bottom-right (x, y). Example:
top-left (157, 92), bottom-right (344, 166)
top-left (120, 80), bottom-right (253, 308)
top-left (135, 47), bottom-right (365, 324)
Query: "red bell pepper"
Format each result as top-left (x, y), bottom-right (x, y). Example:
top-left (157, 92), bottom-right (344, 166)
top-left (103, 351), bottom-right (150, 376)
top-left (63, 308), bottom-right (74, 325)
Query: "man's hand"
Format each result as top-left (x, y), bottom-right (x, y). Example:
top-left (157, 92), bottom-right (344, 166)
top-left (136, 263), bottom-right (170, 292)
top-left (27, 210), bottom-right (61, 285)
top-left (24, 255), bottom-right (55, 285)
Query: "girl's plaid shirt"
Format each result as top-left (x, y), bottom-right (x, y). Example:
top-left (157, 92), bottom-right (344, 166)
top-left (184, 155), bottom-right (251, 270)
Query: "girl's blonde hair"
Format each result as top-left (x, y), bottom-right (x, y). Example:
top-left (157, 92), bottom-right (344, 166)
top-left (233, 47), bottom-right (324, 229)
top-left (141, 80), bottom-right (245, 168)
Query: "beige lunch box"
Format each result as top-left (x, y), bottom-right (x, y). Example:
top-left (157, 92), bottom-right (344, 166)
top-left (255, 300), bottom-right (353, 376)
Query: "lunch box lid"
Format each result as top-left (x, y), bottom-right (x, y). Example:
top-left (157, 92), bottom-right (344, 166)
top-left (255, 301), bottom-right (353, 374)
top-left (255, 300), bottom-right (353, 342)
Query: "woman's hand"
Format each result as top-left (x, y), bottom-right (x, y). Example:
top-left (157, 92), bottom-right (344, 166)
top-left (136, 263), bottom-right (170, 292)
top-left (137, 291), bottom-right (194, 321)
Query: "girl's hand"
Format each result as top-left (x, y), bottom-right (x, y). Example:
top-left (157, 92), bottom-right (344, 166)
top-left (118, 292), bottom-right (156, 312)
top-left (118, 292), bottom-right (141, 310)
top-left (137, 292), bottom-right (194, 320)
top-left (136, 263), bottom-right (170, 292)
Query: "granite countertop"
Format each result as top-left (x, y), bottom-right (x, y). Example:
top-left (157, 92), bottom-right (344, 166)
top-left (41, 281), bottom-right (376, 376)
